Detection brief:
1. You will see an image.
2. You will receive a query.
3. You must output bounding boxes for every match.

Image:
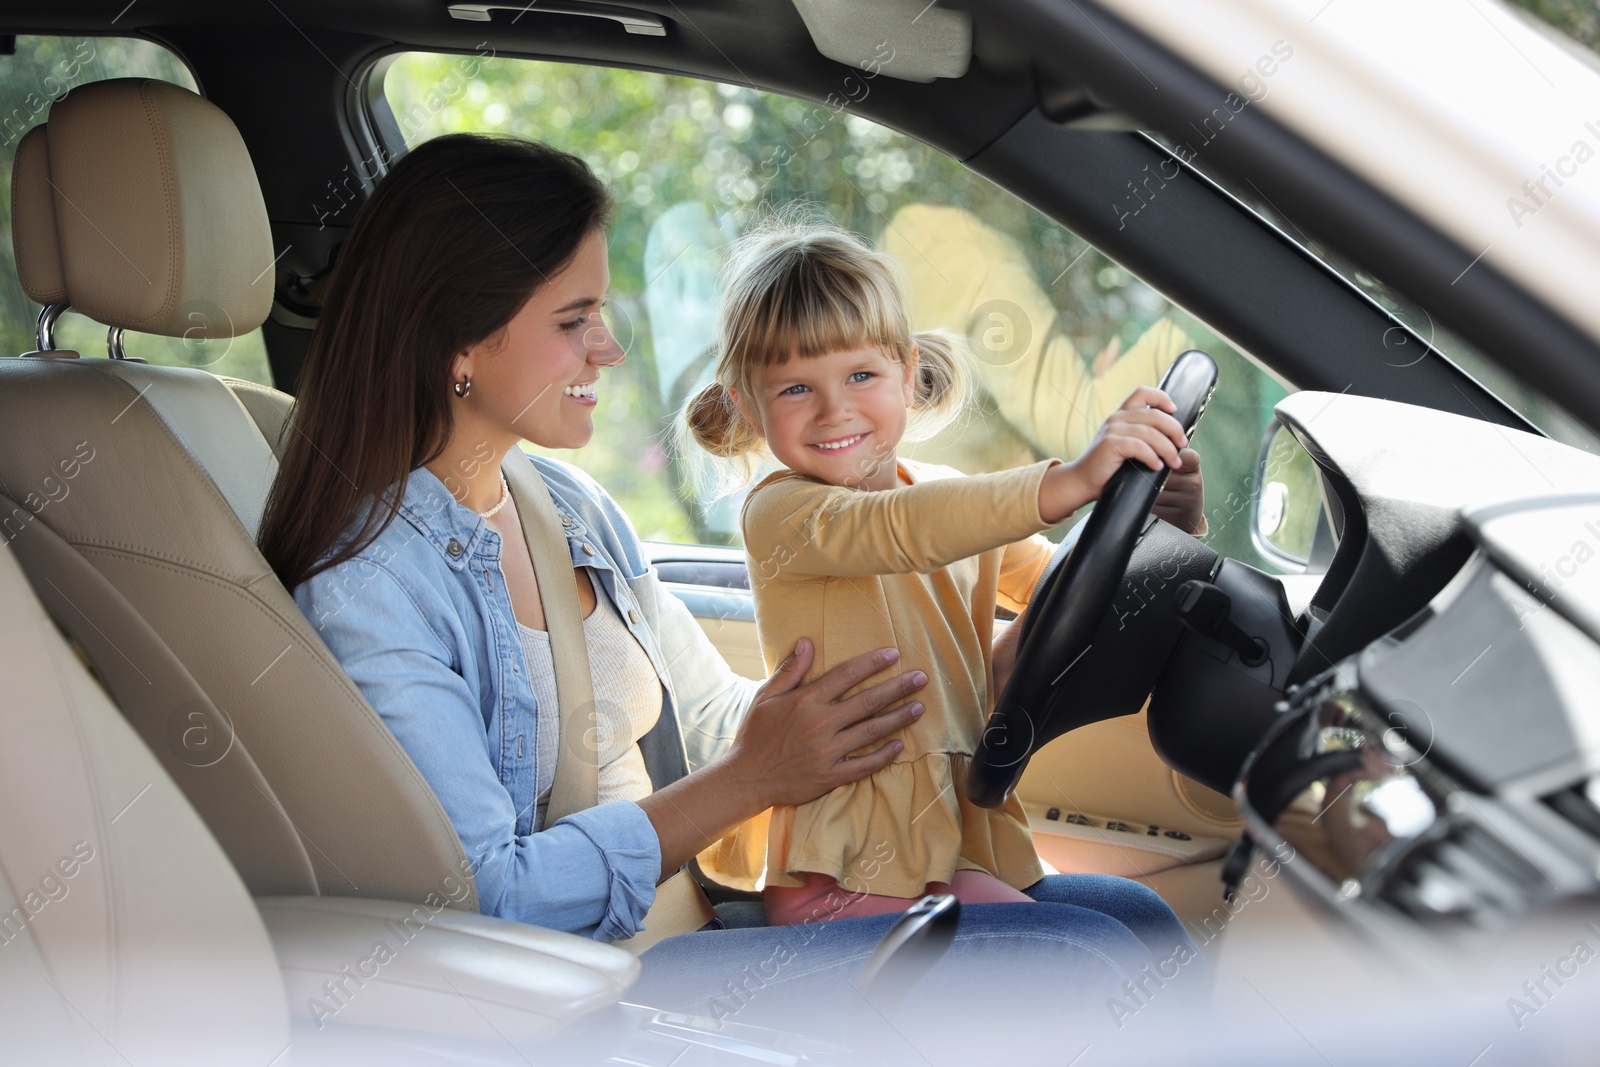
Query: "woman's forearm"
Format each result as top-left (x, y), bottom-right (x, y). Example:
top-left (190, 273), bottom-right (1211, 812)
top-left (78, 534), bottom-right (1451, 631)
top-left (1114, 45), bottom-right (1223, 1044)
top-left (636, 754), bottom-right (768, 880)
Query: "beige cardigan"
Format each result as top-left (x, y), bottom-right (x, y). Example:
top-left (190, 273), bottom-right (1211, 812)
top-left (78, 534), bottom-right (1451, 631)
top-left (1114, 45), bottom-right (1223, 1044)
top-left (697, 456), bottom-right (1060, 898)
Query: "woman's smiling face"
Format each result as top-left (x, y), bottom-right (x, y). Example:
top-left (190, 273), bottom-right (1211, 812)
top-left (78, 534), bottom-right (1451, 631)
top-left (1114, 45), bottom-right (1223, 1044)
top-left (453, 226), bottom-right (623, 452)
top-left (736, 343), bottom-right (918, 491)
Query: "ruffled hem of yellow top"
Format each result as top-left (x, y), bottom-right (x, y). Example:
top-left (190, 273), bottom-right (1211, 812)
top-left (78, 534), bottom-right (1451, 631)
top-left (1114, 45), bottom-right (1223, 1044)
top-left (696, 750), bottom-right (1045, 900)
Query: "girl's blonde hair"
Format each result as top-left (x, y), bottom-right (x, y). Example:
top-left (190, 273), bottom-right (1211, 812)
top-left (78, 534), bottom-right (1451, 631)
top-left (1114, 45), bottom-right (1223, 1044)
top-left (678, 214), bottom-right (972, 496)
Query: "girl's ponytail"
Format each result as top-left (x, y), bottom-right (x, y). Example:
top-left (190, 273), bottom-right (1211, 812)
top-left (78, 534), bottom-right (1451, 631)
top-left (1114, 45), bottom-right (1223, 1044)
top-left (683, 380), bottom-right (763, 459)
top-left (674, 377), bottom-right (767, 500)
top-left (904, 327), bottom-right (974, 443)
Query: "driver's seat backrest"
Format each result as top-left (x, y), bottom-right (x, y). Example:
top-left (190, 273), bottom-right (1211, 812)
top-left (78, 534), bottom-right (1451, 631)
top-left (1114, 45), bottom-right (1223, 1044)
top-left (0, 78), bottom-right (477, 911)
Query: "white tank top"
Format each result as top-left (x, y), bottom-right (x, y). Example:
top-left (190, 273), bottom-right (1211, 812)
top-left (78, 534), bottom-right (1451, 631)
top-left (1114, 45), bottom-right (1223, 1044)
top-left (517, 582), bottom-right (661, 832)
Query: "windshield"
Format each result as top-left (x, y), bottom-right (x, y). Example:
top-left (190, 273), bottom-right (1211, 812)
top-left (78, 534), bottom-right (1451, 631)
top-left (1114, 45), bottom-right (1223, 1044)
top-left (1144, 0), bottom-right (1600, 457)
top-left (1155, 129), bottom-right (1600, 456)
top-left (1143, 0), bottom-right (1600, 459)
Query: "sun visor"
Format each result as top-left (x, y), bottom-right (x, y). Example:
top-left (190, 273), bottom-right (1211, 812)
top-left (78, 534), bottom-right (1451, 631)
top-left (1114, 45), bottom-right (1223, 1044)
top-left (789, 0), bottom-right (971, 83)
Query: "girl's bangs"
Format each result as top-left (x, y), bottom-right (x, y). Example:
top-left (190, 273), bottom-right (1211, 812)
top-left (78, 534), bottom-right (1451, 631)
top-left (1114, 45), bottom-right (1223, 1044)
top-left (741, 264), bottom-right (902, 371)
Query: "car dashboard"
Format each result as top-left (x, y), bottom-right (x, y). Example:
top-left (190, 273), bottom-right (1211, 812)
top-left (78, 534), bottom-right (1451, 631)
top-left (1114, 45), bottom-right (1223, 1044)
top-left (1234, 392), bottom-right (1600, 952)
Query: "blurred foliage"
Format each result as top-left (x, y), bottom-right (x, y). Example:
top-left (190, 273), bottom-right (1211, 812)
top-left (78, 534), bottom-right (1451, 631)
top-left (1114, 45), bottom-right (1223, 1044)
top-left (386, 55), bottom-right (1290, 568)
top-left (1507, 0), bottom-right (1600, 50)
top-left (0, 36), bottom-right (273, 383)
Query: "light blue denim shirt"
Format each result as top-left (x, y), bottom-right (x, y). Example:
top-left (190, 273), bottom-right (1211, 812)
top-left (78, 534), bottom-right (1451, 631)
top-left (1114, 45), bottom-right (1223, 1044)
top-left (293, 452), bottom-right (759, 941)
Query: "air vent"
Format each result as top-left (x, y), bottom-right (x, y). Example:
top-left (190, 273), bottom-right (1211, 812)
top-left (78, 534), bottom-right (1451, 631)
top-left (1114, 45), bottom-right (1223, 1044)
top-left (1384, 823), bottom-right (1548, 929)
top-left (1544, 784), bottom-right (1600, 842)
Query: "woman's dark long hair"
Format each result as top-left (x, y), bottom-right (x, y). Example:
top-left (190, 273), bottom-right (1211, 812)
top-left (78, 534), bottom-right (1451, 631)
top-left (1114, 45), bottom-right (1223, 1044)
top-left (258, 134), bottom-right (613, 592)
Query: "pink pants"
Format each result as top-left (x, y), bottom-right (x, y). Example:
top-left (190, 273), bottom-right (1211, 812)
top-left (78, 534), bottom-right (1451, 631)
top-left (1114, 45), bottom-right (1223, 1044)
top-left (764, 869), bottom-right (1034, 926)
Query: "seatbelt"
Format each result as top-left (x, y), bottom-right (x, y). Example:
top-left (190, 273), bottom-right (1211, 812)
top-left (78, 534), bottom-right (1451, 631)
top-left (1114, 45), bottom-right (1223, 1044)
top-left (502, 454), bottom-right (716, 953)
top-left (503, 455), bottom-right (597, 823)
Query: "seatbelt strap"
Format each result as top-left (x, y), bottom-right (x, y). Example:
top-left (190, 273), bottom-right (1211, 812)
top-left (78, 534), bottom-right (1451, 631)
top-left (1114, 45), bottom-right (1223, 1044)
top-left (619, 867), bottom-right (719, 955)
top-left (502, 454), bottom-right (716, 953)
top-left (503, 453), bottom-right (597, 823)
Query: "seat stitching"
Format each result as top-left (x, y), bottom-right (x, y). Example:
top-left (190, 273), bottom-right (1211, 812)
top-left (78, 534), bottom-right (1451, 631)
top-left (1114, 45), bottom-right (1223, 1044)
top-left (141, 80), bottom-right (181, 331)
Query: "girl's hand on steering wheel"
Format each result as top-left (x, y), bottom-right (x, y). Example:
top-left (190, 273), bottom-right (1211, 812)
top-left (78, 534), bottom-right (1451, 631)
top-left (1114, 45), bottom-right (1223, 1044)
top-left (1037, 387), bottom-right (1189, 524)
top-left (1080, 386), bottom-right (1188, 477)
top-left (1154, 447), bottom-right (1207, 535)
top-left (726, 639), bottom-right (928, 810)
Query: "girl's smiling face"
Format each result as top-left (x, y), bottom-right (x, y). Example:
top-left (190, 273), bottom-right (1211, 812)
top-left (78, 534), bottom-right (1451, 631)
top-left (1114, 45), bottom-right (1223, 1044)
top-left (734, 343), bottom-right (918, 491)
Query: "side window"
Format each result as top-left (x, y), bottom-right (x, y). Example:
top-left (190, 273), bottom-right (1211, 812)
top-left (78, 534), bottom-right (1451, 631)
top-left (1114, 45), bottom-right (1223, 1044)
top-left (0, 37), bottom-right (274, 385)
top-left (383, 55), bottom-right (1294, 570)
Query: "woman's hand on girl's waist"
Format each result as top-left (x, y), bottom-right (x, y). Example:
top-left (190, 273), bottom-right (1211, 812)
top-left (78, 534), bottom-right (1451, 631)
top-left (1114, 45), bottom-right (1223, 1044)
top-left (727, 639), bottom-right (928, 809)
top-left (636, 639), bottom-right (928, 879)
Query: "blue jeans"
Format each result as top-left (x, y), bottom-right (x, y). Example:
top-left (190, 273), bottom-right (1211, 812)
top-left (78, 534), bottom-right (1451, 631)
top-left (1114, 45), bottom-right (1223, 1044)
top-left (1021, 873), bottom-right (1198, 960)
top-left (628, 874), bottom-right (1204, 1054)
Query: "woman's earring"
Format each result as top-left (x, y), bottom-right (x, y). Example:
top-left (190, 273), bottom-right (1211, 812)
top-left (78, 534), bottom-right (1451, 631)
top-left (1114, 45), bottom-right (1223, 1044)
top-left (453, 377), bottom-right (472, 399)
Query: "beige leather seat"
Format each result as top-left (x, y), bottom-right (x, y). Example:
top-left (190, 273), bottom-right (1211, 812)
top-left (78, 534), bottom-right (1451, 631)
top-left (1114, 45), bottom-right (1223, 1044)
top-left (2, 78), bottom-right (649, 1056)
top-left (0, 511), bottom-right (290, 1066)
top-left (0, 509), bottom-right (640, 1062)
top-left (0, 78), bottom-right (474, 910)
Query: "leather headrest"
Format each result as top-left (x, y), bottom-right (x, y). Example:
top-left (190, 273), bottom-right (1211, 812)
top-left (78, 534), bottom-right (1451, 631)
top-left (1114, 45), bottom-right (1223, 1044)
top-left (11, 124), bottom-right (66, 306)
top-left (44, 78), bottom-right (272, 338)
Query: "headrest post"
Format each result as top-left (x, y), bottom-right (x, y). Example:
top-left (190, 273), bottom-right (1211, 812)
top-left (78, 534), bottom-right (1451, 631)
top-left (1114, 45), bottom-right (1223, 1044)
top-left (107, 325), bottom-right (128, 361)
top-left (36, 302), bottom-right (68, 351)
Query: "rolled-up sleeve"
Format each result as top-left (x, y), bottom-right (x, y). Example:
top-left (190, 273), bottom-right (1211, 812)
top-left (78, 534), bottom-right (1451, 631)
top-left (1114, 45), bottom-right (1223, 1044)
top-left (297, 559), bottom-right (661, 940)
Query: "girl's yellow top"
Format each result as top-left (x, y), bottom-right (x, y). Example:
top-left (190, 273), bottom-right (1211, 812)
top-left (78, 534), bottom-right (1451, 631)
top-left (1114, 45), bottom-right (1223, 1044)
top-left (697, 456), bottom-right (1061, 898)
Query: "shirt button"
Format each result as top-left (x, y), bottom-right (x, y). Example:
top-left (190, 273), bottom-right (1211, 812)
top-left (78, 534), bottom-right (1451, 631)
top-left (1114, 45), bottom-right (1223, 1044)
top-left (628, 608), bottom-right (640, 624)
top-left (560, 515), bottom-right (572, 527)
top-left (581, 543), bottom-right (595, 556)
top-left (446, 538), bottom-right (463, 557)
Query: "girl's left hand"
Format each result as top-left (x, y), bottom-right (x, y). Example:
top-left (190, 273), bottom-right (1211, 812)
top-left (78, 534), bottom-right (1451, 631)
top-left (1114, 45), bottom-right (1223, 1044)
top-left (991, 614), bottom-right (1025, 701)
top-left (1154, 448), bottom-right (1206, 535)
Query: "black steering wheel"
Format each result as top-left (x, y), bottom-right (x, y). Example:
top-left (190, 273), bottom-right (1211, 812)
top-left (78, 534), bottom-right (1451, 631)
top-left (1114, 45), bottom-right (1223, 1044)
top-left (967, 350), bottom-right (1219, 808)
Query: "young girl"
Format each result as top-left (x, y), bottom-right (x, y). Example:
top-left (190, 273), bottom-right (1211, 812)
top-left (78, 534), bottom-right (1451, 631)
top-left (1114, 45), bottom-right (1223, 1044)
top-left (682, 220), bottom-right (1203, 925)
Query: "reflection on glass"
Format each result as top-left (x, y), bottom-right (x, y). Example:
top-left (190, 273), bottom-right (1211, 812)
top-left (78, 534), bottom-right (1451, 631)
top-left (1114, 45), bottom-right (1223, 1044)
top-left (1271, 696), bottom-right (1443, 888)
top-left (1253, 423), bottom-right (1321, 567)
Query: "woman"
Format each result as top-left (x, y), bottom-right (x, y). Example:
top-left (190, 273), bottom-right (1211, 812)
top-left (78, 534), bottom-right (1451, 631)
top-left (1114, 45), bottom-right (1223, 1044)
top-left (258, 133), bottom-right (1200, 1040)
